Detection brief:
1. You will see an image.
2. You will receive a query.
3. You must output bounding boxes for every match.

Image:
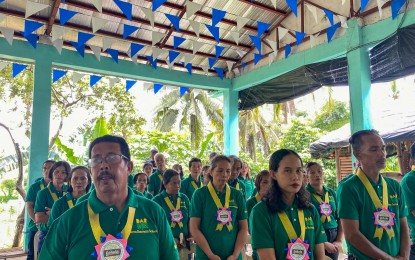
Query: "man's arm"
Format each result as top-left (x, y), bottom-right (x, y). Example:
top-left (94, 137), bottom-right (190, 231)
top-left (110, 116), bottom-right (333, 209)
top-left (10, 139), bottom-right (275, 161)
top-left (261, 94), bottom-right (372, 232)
top-left (257, 249), bottom-right (276, 260)
top-left (26, 202), bottom-right (35, 221)
top-left (398, 217), bottom-right (410, 259)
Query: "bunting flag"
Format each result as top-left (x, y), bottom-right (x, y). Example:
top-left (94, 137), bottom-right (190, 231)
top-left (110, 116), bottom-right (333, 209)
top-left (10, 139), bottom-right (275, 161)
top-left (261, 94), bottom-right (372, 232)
top-left (184, 54), bottom-right (195, 65)
top-left (90, 75), bottom-right (102, 87)
top-left (186, 0), bottom-right (202, 18)
top-left (153, 0), bottom-right (167, 11)
top-left (295, 31), bottom-right (306, 45)
top-left (123, 24), bottom-right (139, 39)
top-left (165, 14), bottom-right (181, 31)
top-left (93, 0), bottom-right (103, 12)
top-left (52, 39), bottom-right (63, 54)
top-left (361, 0), bottom-right (369, 12)
top-left (192, 41), bottom-right (204, 54)
top-left (214, 67), bottom-right (224, 80)
top-left (268, 52), bottom-right (277, 66)
top-left (257, 21), bottom-right (270, 37)
top-left (391, 0), bottom-right (406, 19)
top-left (377, 0), bottom-right (388, 17)
top-left (146, 55), bottom-right (158, 69)
top-left (152, 31), bottom-right (165, 46)
top-left (113, 0), bottom-right (132, 20)
top-left (180, 86), bottom-right (189, 97)
top-left (286, 0), bottom-right (298, 16)
top-left (169, 50), bottom-right (180, 63)
top-left (90, 46), bottom-right (101, 60)
top-left (185, 63), bottom-right (192, 75)
top-left (53, 69), bottom-right (67, 83)
top-left (0, 61), bottom-right (8, 72)
top-left (173, 36), bottom-right (186, 49)
top-left (24, 20), bottom-right (43, 36)
top-left (72, 72), bottom-right (85, 84)
top-left (233, 68), bottom-right (240, 76)
top-left (306, 4), bottom-right (318, 24)
top-left (236, 49), bottom-right (247, 58)
top-left (91, 16), bottom-right (108, 33)
top-left (249, 35), bottom-right (262, 53)
top-left (327, 22), bottom-right (340, 42)
top-left (141, 7), bottom-right (155, 27)
top-left (212, 8), bottom-right (226, 26)
top-left (152, 47), bottom-right (163, 59)
top-left (70, 41), bottom-right (85, 57)
top-left (285, 44), bottom-right (291, 58)
top-left (130, 43), bottom-right (144, 57)
top-left (0, 0), bottom-right (5, 3)
top-left (0, 13), bottom-right (7, 23)
top-left (270, 0), bottom-right (277, 9)
top-left (59, 9), bottom-right (78, 26)
top-left (130, 54), bottom-right (138, 64)
top-left (208, 57), bottom-right (217, 69)
top-left (102, 37), bottom-right (115, 51)
top-left (338, 16), bottom-right (348, 28)
top-left (12, 64), bottom-right (28, 78)
top-left (230, 31), bottom-right (239, 45)
top-left (215, 45), bottom-right (225, 58)
top-left (107, 48), bottom-right (119, 63)
top-left (189, 20), bottom-right (200, 37)
top-left (77, 31), bottom-right (94, 45)
top-left (265, 39), bottom-right (278, 53)
top-left (241, 62), bottom-right (247, 71)
top-left (51, 25), bottom-right (67, 41)
top-left (206, 25), bottom-right (220, 43)
top-left (109, 77), bottom-right (119, 87)
top-left (254, 53), bottom-right (263, 65)
top-left (310, 33), bottom-right (318, 48)
top-left (0, 27), bottom-right (13, 45)
top-left (153, 83), bottom-right (164, 94)
top-left (237, 16), bottom-right (249, 31)
top-left (126, 80), bottom-right (136, 92)
top-left (226, 61), bottom-right (235, 72)
top-left (201, 66), bottom-right (209, 74)
top-left (20, 32), bottom-right (38, 48)
top-left (25, 1), bottom-right (49, 18)
top-left (278, 27), bottom-right (289, 41)
top-left (323, 9), bottom-right (334, 26)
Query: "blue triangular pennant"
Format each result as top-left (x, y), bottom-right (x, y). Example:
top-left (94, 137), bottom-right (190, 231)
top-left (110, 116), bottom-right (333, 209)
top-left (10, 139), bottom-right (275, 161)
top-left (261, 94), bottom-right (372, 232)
top-left (327, 22), bottom-right (340, 43)
top-left (146, 56), bottom-right (158, 69)
top-left (241, 62), bottom-right (246, 71)
top-left (254, 53), bottom-right (263, 65)
top-left (295, 31), bottom-right (306, 45)
top-left (90, 75), bottom-right (102, 87)
top-left (180, 87), bottom-right (189, 97)
top-left (154, 83), bottom-right (163, 94)
top-left (185, 63), bottom-right (192, 75)
top-left (126, 80), bottom-right (136, 92)
top-left (70, 41), bottom-right (85, 57)
top-left (257, 21), bottom-right (270, 37)
top-left (78, 32), bottom-right (94, 45)
top-left (360, 0), bottom-right (369, 12)
top-left (286, 0), bottom-right (298, 16)
top-left (20, 32), bottom-right (38, 48)
top-left (173, 36), bottom-right (186, 49)
top-left (59, 8), bottom-right (78, 26)
top-left (130, 43), bottom-right (144, 57)
top-left (169, 50), bottom-right (180, 63)
top-left (53, 69), bottom-right (67, 83)
top-left (323, 9), bottom-right (334, 26)
top-left (107, 48), bottom-right (119, 63)
top-left (12, 64), bottom-right (28, 78)
top-left (113, 0), bottom-right (132, 20)
top-left (249, 35), bottom-right (262, 53)
top-left (152, 0), bottom-right (167, 11)
top-left (391, 0), bottom-right (406, 19)
top-left (212, 8), bottom-right (226, 26)
top-left (208, 57), bottom-right (217, 69)
top-left (24, 20), bottom-right (43, 37)
top-left (215, 45), bottom-right (225, 58)
top-left (123, 24), bottom-right (139, 39)
top-left (214, 67), bottom-right (224, 80)
top-left (0, 0), bottom-right (5, 3)
top-left (285, 44), bottom-right (291, 58)
top-left (165, 14), bottom-right (181, 32)
top-left (206, 25), bottom-right (220, 43)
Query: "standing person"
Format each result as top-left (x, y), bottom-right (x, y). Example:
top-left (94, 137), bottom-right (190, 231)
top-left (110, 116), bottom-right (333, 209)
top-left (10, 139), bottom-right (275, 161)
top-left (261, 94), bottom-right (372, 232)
top-left (250, 149), bottom-right (326, 260)
top-left (39, 135), bottom-right (178, 259)
top-left (401, 143), bottom-right (415, 260)
top-left (35, 161), bottom-right (70, 254)
top-left (239, 161), bottom-right (255, 199)
top-left (173, 163), bottom-right (184, 179)
top-left (228, 156), bottom-right (247, 200)
top-left (149, 148), bottom-right (159, 172)
top-left (153, 169), bottom-right (191, 258)
top-left (148, 153), bottom-right (167, 196)
top-left (48, 166), bottom-right (92, 226)
top-left (190, 155), bottom-right (248, 260)
top-left (337, 129), bottom-right (409, 259)
top-left (180, 158), bottom-right (203, 200)
top-left (25, 159), bottom-right (55, 260)
top-left (201, 165), bottom-right (211, 186)
top-left (306, 162), bottom-right (343, 260)
top-left (143, 161), bottom-right (153, 176)
top-left (134, 172), bottom-right (153, 199)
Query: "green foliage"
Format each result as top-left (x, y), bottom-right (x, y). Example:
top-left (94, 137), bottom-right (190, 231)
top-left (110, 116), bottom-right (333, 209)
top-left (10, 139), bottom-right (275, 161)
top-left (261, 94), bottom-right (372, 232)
top-left (312, 101), bottom-right (350, 132)
top-left (384, 156), bottom-right (400, 172)
top-left (239, 151), bottom-right (269, 178)
top-left (0, 179), bottom-right (17, 198)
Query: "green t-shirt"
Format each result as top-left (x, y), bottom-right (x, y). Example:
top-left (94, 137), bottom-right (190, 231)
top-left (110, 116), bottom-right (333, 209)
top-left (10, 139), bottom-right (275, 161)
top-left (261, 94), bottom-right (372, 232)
top-left (48, 192), bottom-right (78, 227)
top-left (250, 200), bottom-right (327, 260)
top-left (75, 191), bottom-right (91, 205)
top-left (190, 185), bottom-right (248, 260)
top-left (152, 190), bottom-right (190, 239)
top-left (400, 169), bottom-right (415, 242)
top-left (34, 183), bottom-right (67, 232)
top-left (238, 176), bottom-right (254, 199)
top-left (228, 178), bottom-right (246, 200)
top-left (180, 175), bottom-right (202, 200)
top-left (337, 173), bottom-right (408, 259)
top-left (39, 188), bottom-right (179, 260)
top-left (141, 190), bottom-right (154, 200)
top-left (306, 184), bottom-right (339, 229)
top-left (26, 178), bottom-right (48, 231)
top-left (148, 170), bottom-right (163, 196)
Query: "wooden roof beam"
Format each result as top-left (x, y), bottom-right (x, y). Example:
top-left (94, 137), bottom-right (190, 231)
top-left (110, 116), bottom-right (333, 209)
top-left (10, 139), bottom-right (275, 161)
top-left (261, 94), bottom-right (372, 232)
top-left (45, 0), bottom-right (61, 35)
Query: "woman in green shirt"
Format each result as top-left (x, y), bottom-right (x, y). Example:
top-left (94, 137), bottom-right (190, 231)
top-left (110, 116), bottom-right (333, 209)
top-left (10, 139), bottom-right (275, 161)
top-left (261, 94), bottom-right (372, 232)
top-left (239, 161), bottom-right (255, 199)
top-left (134, 172), bottom-right (153, 199)
top-left (250, 149), bottom-right (326, 260)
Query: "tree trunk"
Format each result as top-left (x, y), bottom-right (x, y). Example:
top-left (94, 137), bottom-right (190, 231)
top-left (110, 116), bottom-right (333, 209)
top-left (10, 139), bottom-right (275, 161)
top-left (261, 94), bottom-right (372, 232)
top-left (190, 115), bottom-right (196, 152)
top-left (12, 208), bottom-right (25, 247)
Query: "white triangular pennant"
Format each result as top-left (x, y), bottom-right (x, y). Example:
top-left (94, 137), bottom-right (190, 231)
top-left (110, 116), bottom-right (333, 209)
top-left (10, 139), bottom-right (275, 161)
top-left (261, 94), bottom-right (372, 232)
top-left (193, 89), bottom-right (201, 97)
top-left (90, 45), bottom-right (102, 61)
top-left (93, 0), bottom-right (103, 12)
top-left (338, 16), bottom-right (348, 28)
top-left (237, 16), bottom-right (249, 31)
top-left (305, 4), bottom-right (318, 24)
top-left (189, 20), bottom-right (200, 37)
top-left (278, 27), bottom-right (289, 41)
top-left (269, 0), bottom-right (277, 8)
top-left (265, 39), bottom-right (278, 53)
top-left (25, 1), bottom-right (49, 18)
top-left (72, 72), bottom-right (85, 84)
top-left (201, 65), bottom-right (209, 74)
top-left (230, 31), bottom-right (239, 45)
top-left (226, 61), bottom-right (235, 72)
top-left (186, 1), bottom-right (202, 18)
top-left (184, 54), bottom-right (195, 65)
top-left (152, 47), bottom-right (163, 59)
top-left (342, 0), bottom-right (346, 5)
top-left (0, 14), bottom-right (7, 23)
top-left (152, 31), bottom-right (165, 46)
top-left (310, 33), bottom-right (319, 48)
top-left (376, 0), bottom-right (387, 17)
top-left (109, 78), bottom-right (119, 87)
top-left (236, 49), bottom-right (247, 58)
top-left (91, 16), bottom-right (108, 33)
top-left (141, 7), bottom-right (155, 27)
top-left (52, 39), bottom-right (63, 54)
top-left (192, 41), bottom-right (204, 54)
top-left (51, 25), bottom-right (68, 42)
top-left (0, 61), bottom-right (8, 72)
top-left (233, 68), bottom-right (240, 76)
top-left (130, 55), bottom-right (138, 64)
top-left (102, 37), bottom-right (115, 51)
top-left (165, 59), bottom-right (174, 69)
top-left (268, 52), bottom-right (277, 66)
top-left (0, 27), bottom-right (14, 45)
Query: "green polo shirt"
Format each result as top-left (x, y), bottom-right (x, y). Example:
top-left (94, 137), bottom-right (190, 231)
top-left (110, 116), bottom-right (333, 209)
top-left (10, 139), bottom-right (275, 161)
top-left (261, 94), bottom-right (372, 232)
top-left (306, 184), bottom-right (339, 229)
top-left (128, 174), bottom-right (135, 189)
top-left (39, 188), bottom-right (179, 260)
top-left (76, 191), bottom-right (91, 205)
top-left (228, 178), bottom-right (246, 200)
top-left (34, 183), bottom-right (67, 232)
top-left (140, 190), bottom-right (154, 200)
top-left (152, 191), bottom-right (190, 239)
top-left (180, 175), bottom-right (202, 200)
top-left (238, 176), bottom-right (254, 199)
top-left (190, 185), bottom-right (248, 260)
top-left (26, 178), bottom-right (49, 231)
top-left (401, 169), bottom-right (415, 242)
top-left (48, 192), bottom-right (78, 227)
top-left (246, 195), bottom-right (261, 260)
top-left (148, 170), bottom-right (163, 196)
top-left (250, 200), bottom-right (327, 260)
top-left (337, 173), bottom-right (408, 259)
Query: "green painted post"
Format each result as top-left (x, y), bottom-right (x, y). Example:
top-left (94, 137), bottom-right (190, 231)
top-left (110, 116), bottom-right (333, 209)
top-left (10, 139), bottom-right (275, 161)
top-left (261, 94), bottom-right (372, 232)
top-left (223, 89), bottom-right (239, 156)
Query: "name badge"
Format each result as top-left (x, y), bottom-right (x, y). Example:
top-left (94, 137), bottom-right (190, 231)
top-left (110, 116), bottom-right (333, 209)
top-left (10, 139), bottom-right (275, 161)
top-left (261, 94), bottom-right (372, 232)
top-left (170, 209), bottom-right (183, 223)
top-left (374, 207), bottom-right (395, 229)
top-left (94, 234), bottom-right (129, 260)
top-left (287, 238), bottom-right (310, 260)
top-left (319, 202), bottom-right (332, 217)
top-left (216, 208), bottom-right (232, 225)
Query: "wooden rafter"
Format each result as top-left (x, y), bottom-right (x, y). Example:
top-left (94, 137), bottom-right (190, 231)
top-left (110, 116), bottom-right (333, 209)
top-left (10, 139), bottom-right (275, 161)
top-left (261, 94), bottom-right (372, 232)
top-left (45, 0), bottom-right (61, 36)
top-left (237, 0), bottom-right (287, 16)
top-left (159, 5), bottom-right (187, 48)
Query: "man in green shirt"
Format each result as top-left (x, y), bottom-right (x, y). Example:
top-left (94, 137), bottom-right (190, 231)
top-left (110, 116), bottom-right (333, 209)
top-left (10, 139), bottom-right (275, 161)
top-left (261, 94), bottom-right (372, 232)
top-left (148, 152), bottom-right (167, 196)
top-left (401, 143), bottom-right (415, 259)
top-left (39, 135), bottom-right (178, 260)
top-left (180, 157), bottom-right (202, 200)
top-left (25, 159), bottom-right (54, 260)
top-left (337, 129), bottom-right (410, 259)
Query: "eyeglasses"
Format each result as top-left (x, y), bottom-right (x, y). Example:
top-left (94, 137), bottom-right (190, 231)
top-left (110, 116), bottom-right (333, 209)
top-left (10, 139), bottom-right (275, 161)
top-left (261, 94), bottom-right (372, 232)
top-left (88, 153), bottom-right (128, 168)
